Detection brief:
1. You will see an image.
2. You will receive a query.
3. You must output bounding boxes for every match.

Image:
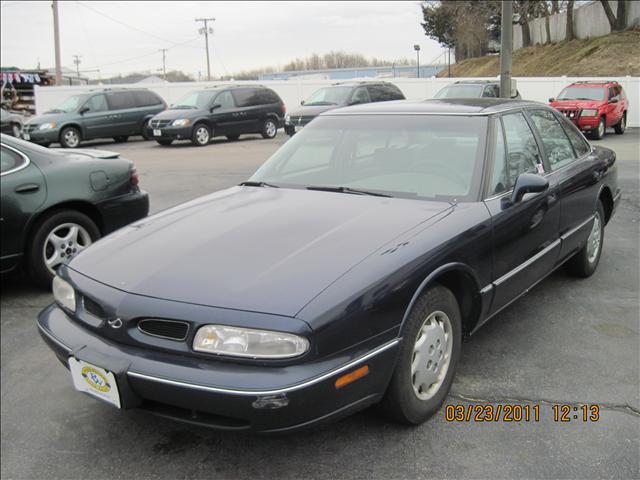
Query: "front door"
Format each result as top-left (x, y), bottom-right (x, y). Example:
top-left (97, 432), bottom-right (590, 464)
top-left (483, 111), bottom-right (561, 315)
top-left (212, 90), bottom-right (246, 136)
top-left (79, 94), bottom-right (111, 140)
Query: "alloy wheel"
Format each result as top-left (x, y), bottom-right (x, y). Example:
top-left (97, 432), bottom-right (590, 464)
top-left (265, 120), bottom-right (277, 138)
top-left (586, 212), bottom-right (602, 264)
top-left (64, 129), bottom-right (80, 148)
top-left (195, 126), bottom-right (209, 145)
top-left (598, 119), bottom-right (605, 138)
top-left (43, 222), bottom-right (92, 274)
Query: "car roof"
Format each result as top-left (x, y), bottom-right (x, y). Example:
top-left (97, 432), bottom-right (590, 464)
top-left (321, 98), bottom-right (544, 116)
top-left (567, 81), bottom-right (619, 87)
top-left (332, 81), bottom-right (396, 87)
top-left (451, 80), bottom-right (498, 85)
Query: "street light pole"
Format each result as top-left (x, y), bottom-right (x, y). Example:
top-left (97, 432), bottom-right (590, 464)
top-left (195, 17), bottom-right (215, 81)
top-left (499, 0), bottom-right (513, 98)
top-left (72, 54), bottom-right (82, 78)
top-left (159, 48), bottom-right (168, 80)
top-left (414, 44), bottom-right (421, 78)
top-left (52, 0), bottom-right (62, 85)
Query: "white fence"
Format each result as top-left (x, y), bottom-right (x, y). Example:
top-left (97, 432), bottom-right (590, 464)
top-left (514, 0), bottom-right (640, 49)
top-left (34, 75), bottom-right (640, 126)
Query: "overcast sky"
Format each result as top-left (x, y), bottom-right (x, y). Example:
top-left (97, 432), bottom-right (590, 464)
top-left (0, 1), bottom-right (445, 79)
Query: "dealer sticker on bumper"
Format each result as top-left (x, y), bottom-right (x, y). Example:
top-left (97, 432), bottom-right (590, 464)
top-left (153, 129), bottom-right (162, 136)
top-left (23, 133), bottom-right (30, 140)
top-left (69, 358), bottom-right (121, 408)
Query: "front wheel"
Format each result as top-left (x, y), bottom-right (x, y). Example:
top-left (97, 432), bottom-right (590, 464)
top-left (191, 124), bottom-right (211, 146)
top-left (614, 113), bottom-right (626, 135)
top-left (380, 285), bottom-right (461, 425)
top-left (141, 119), bottom-right (152, 140)
top-left (60, 126), bottom-right (81, 148)
top-left (564, 201), bottom-right (605, 278)
top-left (27, 210), bottom-right (101, 288)
top-left (261, 118), bottom-right (278, 139)
top-left (591, 117), bottom-right (606, 140)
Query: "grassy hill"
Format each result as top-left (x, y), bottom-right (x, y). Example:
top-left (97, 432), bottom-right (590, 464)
top-left (440, 29), bottom-right (640, 77)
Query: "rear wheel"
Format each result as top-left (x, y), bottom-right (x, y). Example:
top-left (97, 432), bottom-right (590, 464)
top-left (261, 118), bottom-right (278, 139)
top-left (113, 136), bottom-right (129, 143)
top-left (226, 134), bottom-right (240, 141)
top-left (380, 285), bottom-right (461, 424)
top-left (191, 123), bottom-right (211, 146)
top-left (141, 119), bottom-right (152, 140)
top-left (28, 210), bottom-right (100, 288)
top-left (591, 117), bottom-right (606, 140)
top-left (11, 123), bottom-right (21, 137)
top-left (564, 201), bottom-right (605, 278)
top-left (614, 113), bottom-right (626, 135)
top-left (60, 126), bottom-right (81, 148)
top-left (155, 139), bottom-right (173, 146)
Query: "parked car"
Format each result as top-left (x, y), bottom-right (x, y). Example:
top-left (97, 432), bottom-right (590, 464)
top-left (149, 85), bottom-right (285, 146)
top-left (1, 107), bottom-right (24, 137)
top-left (549, 80), bottom-right (628, 140)
top-left (284, 81), bottom-right (405, 136)
top-left (0, 134), bottom-right (149, 287)
top-left (38, 99), bottom-right (620, 433)
top-left (434, 80), bottom-right (521, 99)
top-left (22, 88), bottom-right (166, 148)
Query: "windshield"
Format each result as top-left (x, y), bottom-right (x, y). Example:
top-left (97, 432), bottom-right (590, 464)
top-left (172, 91), bottom-right (217, 109)
top-left (434, 84), bottom-right (485, 99)
top-left (250, 115), bottom-right (486, 201)
top-left (304, 86), bottom-right (353, 106)
top-left (50, 94), bottom-right (88, 113)
top-left (557, 87), bottom-right (605, 101)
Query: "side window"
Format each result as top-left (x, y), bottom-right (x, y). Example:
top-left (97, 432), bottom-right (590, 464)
top-left (1, 146), bottom-right (27, 174)
top-left (107, 92), bottom-right (136, 110)
top-left (482, 85), bottom-right (498, 98)
top-left (387, 84), bottom-right (405, 100)
top-left (134, 91), bottom-right (162, 107)
top-left (620, 87), bottom-right (626, 100)
top-left (488, 121), bottom-right (508, 195)
top-left (557, 113), bottom-right (591, 158)
top-left (528, 109), bottom-right (575, 170)
top-left (351, 87), bottom-right (370, 104)
top-left (501, 112), bottom-right (542, 181)
top-left (231, 89), bottom-right (254, 108)
top-left (84, 94), bottom-right (108, 112)
top-left (366, 85), bottom-right (383, 102)
top-left (608, 87), bottom-right (615, 100)
top-left (215, 91), bottom-right (235, 109)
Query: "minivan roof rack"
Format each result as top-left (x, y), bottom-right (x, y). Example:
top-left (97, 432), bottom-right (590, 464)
top-left (572, 80), bottom-right (618, 85)
top-left (203, 83), bottom-right (265, 89)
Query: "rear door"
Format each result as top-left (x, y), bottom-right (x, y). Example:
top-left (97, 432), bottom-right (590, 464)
top-left (79, 94), bottom-right (111, 140)
top-left (106, 91), bottom-right (138, 136)
top-left (230, 88), bottom-right (260, 133)
top-left (349, 87), bottom-right (371, 105)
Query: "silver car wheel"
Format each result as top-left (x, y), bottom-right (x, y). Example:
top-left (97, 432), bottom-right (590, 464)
top-left (411, 310), bottom-right (453, 400)
top-left (586, 212), bottom-right (602, 264)
top-left (265, 120), bottom-right (277, 138)
top-left (195, 126), bottom-right (209, 145)
top-left (597, 119), bottom-right (605, 138)
top-left (43, 222), bottom-right (92, 274)
top-left (64, 129), bottom-right (80, 148)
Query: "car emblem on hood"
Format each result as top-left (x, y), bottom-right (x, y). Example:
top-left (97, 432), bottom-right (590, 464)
top-left (107, 318), bottom-right (123, 329)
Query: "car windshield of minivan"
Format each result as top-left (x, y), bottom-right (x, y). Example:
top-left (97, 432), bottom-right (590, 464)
top-left (434, 84), bottom-right (484, 99)
top-left (557, 87), bottom-right (605, 101)
top-left (171, 91), bottom-right (217, 109)
top-left (250, 115), bottom-right (486, 201)
top-left (46, 95), bottom-right (87, 113)
top-left (305, 86), bottom-right (353, 106)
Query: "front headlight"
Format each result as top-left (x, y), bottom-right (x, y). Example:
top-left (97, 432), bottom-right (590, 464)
top-left (52, 276), bottom-right (75, 311)
top-left (284, 113), bottom-right (291, 124)
top-left (580, 109), bottom-right (598, 117)
top-left (172, 119), bottom-right (191, 126)
top-left (38, 122), bottom-right (57, 130)
top-left (193, 325), bottom-right (309, 359)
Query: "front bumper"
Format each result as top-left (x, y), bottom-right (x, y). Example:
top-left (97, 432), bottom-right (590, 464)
top-left (148, 125), bottom-right (193, 141)
top-left (96, 190), bottom-right (149, 235)
top-left (23, 128), bottom-right (59, 144)
top-left (37, 304), bottom-right (399, 433)
top-left (573, 116), bottom-right (601, 131)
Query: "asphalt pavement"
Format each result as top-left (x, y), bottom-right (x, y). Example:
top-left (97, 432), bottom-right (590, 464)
top-left (1, 130), bottom-right (638, 479)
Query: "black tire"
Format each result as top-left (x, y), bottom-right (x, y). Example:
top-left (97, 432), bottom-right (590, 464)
top-left (155, 139), bottom-right (173, 146)
top-left (261, 118), bottom-right (278, 139)
top-left (27, 210), bottom-right (101, 289)
top-left (591, 117), bottom-right (606, 140)
top-left (191, 123), bottom-right (211, 146)
top-left (564, 201), bottom-right (605, 278)
top-left (113, 136), bottom-right (129, 143)
top-left (226, 134), bottom-right (240, 141)
top-left (141, 119), bottom-right (152, 140)
top-left (614, 112), bottom-right (626, 135)
top-left (380, 285), bottom-right (462, 425)
top-left (59, 126), bottom-right (82, 148)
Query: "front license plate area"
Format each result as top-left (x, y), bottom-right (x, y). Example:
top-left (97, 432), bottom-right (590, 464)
top-left (69, 357), bottom-right (121, 408)
top-left (23, 133), bottom-right (30, 140)
top-left (153, 129), bottom-right (162, 136)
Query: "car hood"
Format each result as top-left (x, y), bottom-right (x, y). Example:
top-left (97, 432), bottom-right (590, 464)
top-left (26, 112), bottom-right (76, 125)
top-left (152, 108), bottom-right (201, 120)
top-left (69, 187), bottom-right (449, 317)
top-left (288, 104), bottom-right (339, 118)
top-left (551, 99), bottom-right (602, 109)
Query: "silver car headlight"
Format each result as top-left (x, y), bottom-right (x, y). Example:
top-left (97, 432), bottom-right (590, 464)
top-left (52, 276), bottom-right (75, 311)
top-left (580, 109), bottom-right (598, 117)
top-left (193, 325), bottom-right (309, 359)
top-left (38, 122), bottom-right (57, 130)
top-left (171, 119), bottom-right (191, 126)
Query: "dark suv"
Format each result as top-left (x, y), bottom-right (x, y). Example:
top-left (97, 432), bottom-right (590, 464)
top-left (22, 88), bottom-right (166, 148)
top-left (434, 80), bottom-right (521, 99)
top-left (149, 85), bottom-right (285, 146)
top-left (284, 81), bottom-right (405, 136)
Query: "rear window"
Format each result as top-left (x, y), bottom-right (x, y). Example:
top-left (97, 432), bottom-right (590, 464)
top-left (107, 91), bottom-right (137, 110)
top-left (134, 90), bottom-right (163, 107)
top-left (1, 145), bottom-right (27, 174)
top-left (367, 84), bottom-right (404, 102)
top-left (232, 88), bottom-right (280, 107)
top-left (435, 84), bottom-right (484, 99)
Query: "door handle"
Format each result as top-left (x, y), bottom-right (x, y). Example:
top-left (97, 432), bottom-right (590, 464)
top-left (232, 113), bottom-right (239, 117)
top-left (15, 183), bottom-right (40, 193)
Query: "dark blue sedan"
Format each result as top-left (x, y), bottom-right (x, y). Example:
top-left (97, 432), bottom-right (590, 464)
top-left (37, 99), bottom-right (620, 432)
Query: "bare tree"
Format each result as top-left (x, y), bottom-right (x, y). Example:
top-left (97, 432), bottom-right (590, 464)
top-left (566, 0), bottom-right (575, 40)
top-left (600, 0), bottom-right (628, 31)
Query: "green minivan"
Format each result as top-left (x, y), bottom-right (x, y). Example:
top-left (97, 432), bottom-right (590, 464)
top-left (22, 88), bottom-right (166, 148)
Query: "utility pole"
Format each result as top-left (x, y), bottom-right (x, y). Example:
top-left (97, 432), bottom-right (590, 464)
top-left (52, 0), bottom-right (62, 85)
top-left (448, 47), bottom-right (451, 77)
top-left (195, 17), bottom-right (215, 81)
top-left (499, 0), bottom-right (513, 98)
top-left (159, 48), bottom-right (168, 80)
top-left (72, 54), bottom-right (82, 78)
top-left (413, 44), bottom-right (421, 78)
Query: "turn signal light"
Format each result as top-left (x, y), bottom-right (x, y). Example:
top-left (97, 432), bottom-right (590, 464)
top-left (335, 365), bottom-right (369, 389)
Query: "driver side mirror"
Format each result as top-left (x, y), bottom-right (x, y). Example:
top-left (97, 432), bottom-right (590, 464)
top-left (609, 96), bottom-right (619, 104)
top-left (300, 100), bottom-right (305, 106)
top-left (79, 107), bottom-right (89, 114)
top-left (210, 103), bottom-right (221, 112)
top-left (502, 173), bottom-right (549, 208)
top-left (548, 98), bottom-right (555, 103)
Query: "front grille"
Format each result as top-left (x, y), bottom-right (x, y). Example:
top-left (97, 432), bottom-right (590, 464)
top-left (82, 296), bottom-right (105, 319)
top-left (22, 124), bottom-right (38, 133)
top-left (558, 108), bottom-right (581, 120)
top-left (150, 119), bottom-right (171, 128)
top-left (138, 319), bottom-right (189, 341)
top-left (293, 115), bottom-right (314, 126)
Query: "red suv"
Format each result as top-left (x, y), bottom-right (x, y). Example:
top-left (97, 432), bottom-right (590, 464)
top-left (549, 81), bottom-right (628, 140)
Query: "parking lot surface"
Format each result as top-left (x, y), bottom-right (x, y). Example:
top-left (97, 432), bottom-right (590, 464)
top-left (2, 131), bottom-right (639, 479)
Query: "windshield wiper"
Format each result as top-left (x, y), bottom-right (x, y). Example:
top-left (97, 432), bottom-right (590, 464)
top-left (171, 105), bottom-right (197, 109)
top-left (45, 109), bottom-right (65, 113)
top-left (239, 181), bottom-right (280, 188)
top-left (306, 101), bottom-right (337, 106)
top-left (306, 186), bottom-right (392, 197)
